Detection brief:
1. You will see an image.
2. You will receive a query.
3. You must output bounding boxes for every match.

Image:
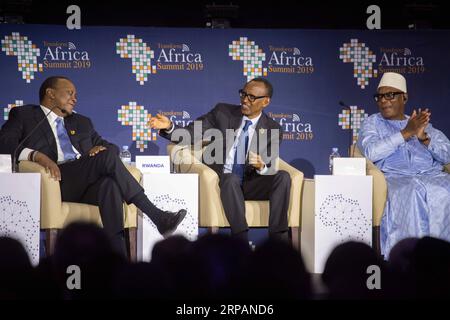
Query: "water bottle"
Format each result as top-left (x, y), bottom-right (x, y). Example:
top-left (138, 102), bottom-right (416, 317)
top-left (119, 145), bottom-right (132, 165)
top-left (329, 147), bottom-right (340, 174)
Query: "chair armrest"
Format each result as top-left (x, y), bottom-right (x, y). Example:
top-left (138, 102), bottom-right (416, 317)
top-left (167, 144), bottom-right (304, 228)
top-left (279, 159), bottom-right (303, 227)
top-left (167, 143), bottom-right (220, 197)
top-left (125, 164), bottom-right (142, 182)
top-left (19, 160), bottom-right (63, 228)
top-left (167, 143), bottom-right (225, 226)
top-left (351, 144), bottom-right (387, 227)
top-left (367, 165), bottom-right (387, 227)
top-left (123, 164), bottom-right (142, 228)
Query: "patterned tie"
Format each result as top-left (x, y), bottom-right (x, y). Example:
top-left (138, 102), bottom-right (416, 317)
top-left (232, 120), bottom-right (252, 184)
top-left (55, 117), bottom-right (77, 162)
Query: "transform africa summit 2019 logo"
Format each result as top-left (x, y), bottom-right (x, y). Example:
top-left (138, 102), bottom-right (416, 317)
top-left (1, 32), bottom-right (92, 83)
top-left (116, 34), bottom-right (204, 85)
top-left (228, 36), bottom-right (315, 82)
top-left (339, 38), bottom-right (426, 89)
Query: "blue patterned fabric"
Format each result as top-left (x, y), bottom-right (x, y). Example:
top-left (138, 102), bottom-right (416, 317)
top-left (357, 113), bottom-right (450, 257)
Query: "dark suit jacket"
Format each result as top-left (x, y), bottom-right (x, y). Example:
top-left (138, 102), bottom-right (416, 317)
top-left (0, 104), bottom-right (119, 163)
top-left (160, 103), bottom-right (282, 178)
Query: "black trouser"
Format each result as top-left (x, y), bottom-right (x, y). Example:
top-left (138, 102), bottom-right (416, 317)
top-left (58, 148), bottom-right (143, 254)
top-left (219, 170), bottom-right (291, 235)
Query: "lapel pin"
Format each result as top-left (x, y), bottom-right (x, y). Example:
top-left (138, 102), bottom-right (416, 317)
top-left (70, 130), bottom-right (76, 135)
top-left (259, 129), bottom-right (266, 134)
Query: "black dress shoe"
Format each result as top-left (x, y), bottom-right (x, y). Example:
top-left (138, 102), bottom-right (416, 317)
top-left (156, 209), bottom-right (187, 237)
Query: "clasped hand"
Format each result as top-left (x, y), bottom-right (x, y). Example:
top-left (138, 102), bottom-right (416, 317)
top-left (402, 108), bottom-right (431, 140)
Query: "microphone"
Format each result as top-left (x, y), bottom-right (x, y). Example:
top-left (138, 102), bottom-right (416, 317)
top-left (339, 101), bottom-right (355, 157)
top-left (12, 105), bottom-right (59, 173)
top-left (339, 101), bottom-right (348, 108)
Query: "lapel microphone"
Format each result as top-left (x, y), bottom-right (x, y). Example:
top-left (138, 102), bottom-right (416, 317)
top-left (12, 105), bottom-right (59, 173)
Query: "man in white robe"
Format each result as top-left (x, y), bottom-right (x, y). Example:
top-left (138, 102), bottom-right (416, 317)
top-left (357, 72), bottom-right (450, 258)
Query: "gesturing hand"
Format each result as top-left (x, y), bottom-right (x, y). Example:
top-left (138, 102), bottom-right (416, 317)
top-left (148, 114), bottom-right (172, 130)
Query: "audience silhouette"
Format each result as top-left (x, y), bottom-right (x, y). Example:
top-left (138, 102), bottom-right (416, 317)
top-left (1, 222), bottom-right (450, 300)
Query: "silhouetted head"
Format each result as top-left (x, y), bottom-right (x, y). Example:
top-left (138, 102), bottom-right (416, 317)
top-left (0, 237), bottom-right (33, 299)
top-left (244, 238), bottom-right (311, 300)
top-left (0, 237), bottom-right (31, 272)
top-left (188, 233), bottom-right (252, 300)
top-left (388, 237), bottom-right (419, 273)
top-left (322, 241), bottom-right (383, 299)
top-left (52, 222), bottom-right (123, 299)
top-left (410, 236), bottom-right (450, 299)
top-left (53, 222), bottom-right (115, 264)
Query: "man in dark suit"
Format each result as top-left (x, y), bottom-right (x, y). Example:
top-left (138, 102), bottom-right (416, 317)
top-left (0, 76), bottom-right (186, 257)
top-left (150, 78), bottom-right (291, 242)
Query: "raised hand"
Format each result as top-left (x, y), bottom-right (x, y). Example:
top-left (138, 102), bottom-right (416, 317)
top-left (416, 108), bottom-right (431, 140)
top-left (148, 113), bottom-right (172, 130)
top-left (401, 108), bottom-right (430, 140)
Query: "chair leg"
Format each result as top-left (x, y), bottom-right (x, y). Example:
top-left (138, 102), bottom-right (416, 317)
top-left (208, 227), bottom-right (219, 234)
top-left (290, 227), bottom-right (301, 251)
top-left (46, 229), bottom-right (58, 257)
top-left (128, 227), bottom-right (137, 262)
top-left (373, 226), bottom-right (382, 258)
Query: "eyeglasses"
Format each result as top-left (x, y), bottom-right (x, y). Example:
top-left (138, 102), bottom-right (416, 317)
top-left (373, 92), bottom-right (404, 102)
top-left (239, 89), bottom-right (268, 103)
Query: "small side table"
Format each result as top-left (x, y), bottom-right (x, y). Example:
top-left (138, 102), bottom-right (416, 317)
top-left (301, 175), bottom-right (372, 273)
top-left (137, 173), bottom-right (198, 262)
top-left (0, 173), bottom-right (40, 265)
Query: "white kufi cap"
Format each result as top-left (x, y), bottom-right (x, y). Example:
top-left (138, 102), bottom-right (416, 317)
top-left (377, 72), bottom-right (407, 93)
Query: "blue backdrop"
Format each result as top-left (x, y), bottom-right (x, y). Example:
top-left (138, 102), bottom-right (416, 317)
top-left (2, 24), bottom-right (450, 177)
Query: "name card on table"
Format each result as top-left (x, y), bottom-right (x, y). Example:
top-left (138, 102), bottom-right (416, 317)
top-left (135, 155), bottom-right (170, 174)
top-left (333, 157), bottom-right (366, 176)
top-left (0, 154), bottom-right (12, 173)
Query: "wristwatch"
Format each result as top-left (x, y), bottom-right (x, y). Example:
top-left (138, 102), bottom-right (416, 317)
top-left (418, 133), bottom-right (430, 142)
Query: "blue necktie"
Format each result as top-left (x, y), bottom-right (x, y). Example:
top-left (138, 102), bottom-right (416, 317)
top-left (232, 120), bottom-right (252, 183)
top-left (55, 117), bottom-right (77, 162)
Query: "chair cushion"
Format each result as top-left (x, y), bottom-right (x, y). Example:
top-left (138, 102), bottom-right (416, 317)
top-left (62, 202), bottom-right (102, 226)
